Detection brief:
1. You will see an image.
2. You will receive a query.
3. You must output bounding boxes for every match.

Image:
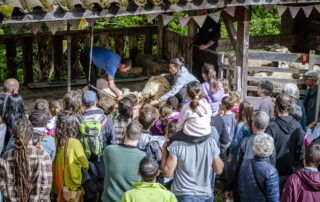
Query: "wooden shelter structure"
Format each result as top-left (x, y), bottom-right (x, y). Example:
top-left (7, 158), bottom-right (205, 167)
top-left (0, 0), bottom-right (320, 98)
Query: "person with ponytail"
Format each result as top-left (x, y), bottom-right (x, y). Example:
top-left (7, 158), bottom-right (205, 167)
top-left (201, 63), bottom-right (224, 115)
top-left (150, 105), bottom-right (180, 136)
top-left (176, 81), bottom-right (212, 137)
top-left (150, 57), bottom-right (198, 104)
top-left (0, 117), bottom-right (52, 201)
top-left (161, 81), bottom-right (224, 202)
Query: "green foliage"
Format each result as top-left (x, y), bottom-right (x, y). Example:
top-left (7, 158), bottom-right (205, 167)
top-left (167, 11), bottom-right (188, 35)
top-left (250, 5), bottom-right (281, 36)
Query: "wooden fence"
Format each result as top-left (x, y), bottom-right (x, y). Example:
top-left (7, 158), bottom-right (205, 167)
top-left (0, 26), bottom-right (158, 84)
top-left (220, 50), bottom-right (320, 102)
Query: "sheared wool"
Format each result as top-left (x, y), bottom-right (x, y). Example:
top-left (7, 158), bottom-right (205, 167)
top-left (141, 76), bottom-right (171, 101)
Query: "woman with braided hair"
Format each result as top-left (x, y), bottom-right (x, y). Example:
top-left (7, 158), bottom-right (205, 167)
top-left (0, 116), bottom-right (52, 201)
top-left (52, 110), bottom-right (89, 199)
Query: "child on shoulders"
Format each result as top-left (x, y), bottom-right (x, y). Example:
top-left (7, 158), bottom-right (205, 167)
top-left (176, 81), bottom-right (212, 137)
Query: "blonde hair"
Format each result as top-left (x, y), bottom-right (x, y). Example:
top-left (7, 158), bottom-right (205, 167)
top-left (219, 79), bottom-right (230, 94)
top-left (49, 100), bottom-right (62, 117)
top-left (229, 91), bottom-right (241, 104)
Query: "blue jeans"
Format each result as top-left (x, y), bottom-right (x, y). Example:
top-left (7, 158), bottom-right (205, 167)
top-left (210, 170), bottom-right (217, 202)
top-left (176, 195), bottom-right (212, 202)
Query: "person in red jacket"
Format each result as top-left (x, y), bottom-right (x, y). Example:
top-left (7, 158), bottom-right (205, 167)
top-left (281, 142), bottom-right (320, 202)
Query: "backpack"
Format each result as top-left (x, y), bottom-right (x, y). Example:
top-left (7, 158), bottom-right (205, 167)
top-left (146, 140), bottom-right (162, 162)
top-left (78, 115), bottom-right (108, 158)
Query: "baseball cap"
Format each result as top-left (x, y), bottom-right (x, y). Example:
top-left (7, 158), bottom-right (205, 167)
top-left (82, 90), bottom-right (97, 106)
top-left (304, 70), bottom-right (318, 80)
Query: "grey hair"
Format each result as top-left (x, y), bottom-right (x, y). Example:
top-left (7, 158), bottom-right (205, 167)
top-left (253, 133), bottom-right (274, 157)
top-left (126, 122), bottom-right (143, 141)
top-left (290, 103), bottom-right (302, 121)
top-left (253, 111), bottom-right (270, 130)
top-left (170, 57), bottom-right (185, 68)
top-left (283, 83), bottom-right (300, 99)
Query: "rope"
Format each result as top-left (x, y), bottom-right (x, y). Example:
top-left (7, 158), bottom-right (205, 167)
top-left (88, 26), bottom-right (94, 86)
top-left (88, 84), bottom-right (119, 102)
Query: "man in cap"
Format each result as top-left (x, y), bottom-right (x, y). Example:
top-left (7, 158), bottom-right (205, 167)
top-left (303, 70), bottom-right (319, 125)
top-left (76, 90), bottom-right (115, 198)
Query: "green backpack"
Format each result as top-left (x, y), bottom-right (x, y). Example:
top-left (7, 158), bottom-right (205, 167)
top-left (79, 115), bottom-right (108, 158)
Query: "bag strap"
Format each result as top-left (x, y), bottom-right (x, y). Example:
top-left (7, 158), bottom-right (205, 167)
top-left (58, 139), bottom-right (69, 195)
top-left (251, 159), bottom-right (268, 199)
top-left (99, 115), bottom-right (108, 129)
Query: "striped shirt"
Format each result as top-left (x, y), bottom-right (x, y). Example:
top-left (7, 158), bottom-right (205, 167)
top-left (113, 115), bottom-right (132, 144)
top-left (0, 145), bottom-right (52, 202)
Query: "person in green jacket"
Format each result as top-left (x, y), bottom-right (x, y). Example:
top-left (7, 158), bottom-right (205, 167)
top-left (121, 156), bottom-right (177, 202)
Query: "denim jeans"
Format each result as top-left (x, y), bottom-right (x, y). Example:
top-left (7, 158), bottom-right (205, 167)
top-left (176, 195), bottom-right (212, 202)
top-left (210, 170), bottom-right (217, 202)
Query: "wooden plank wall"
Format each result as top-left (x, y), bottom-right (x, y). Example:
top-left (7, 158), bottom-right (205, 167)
top-left (163, 30), bottom-right (189, 66)
top-left (0, 26), bottom-right (157, 83)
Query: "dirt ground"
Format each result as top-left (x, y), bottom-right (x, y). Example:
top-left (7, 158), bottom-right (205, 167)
top-left (21, 80), bottom-right (147, 111)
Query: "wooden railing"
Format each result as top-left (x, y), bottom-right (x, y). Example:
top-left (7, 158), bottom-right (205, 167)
top-left (220, 50), bottom-right (320, 99)
top-left (1, 26), bottom-right (158, 84)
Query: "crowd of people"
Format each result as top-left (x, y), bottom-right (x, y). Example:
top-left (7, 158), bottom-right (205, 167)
top-left (0, 60), bottom-right (319, 202)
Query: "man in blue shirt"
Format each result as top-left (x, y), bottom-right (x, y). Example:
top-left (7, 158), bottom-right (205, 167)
top-left (80, 47), bottom-right (132, 99)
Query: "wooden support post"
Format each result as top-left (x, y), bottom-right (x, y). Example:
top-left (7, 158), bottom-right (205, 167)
top-left (188, 10), bottom-right (198, 69)
top-left (315, 79), bottom-right (320, 122)
top-left (67, 24), bottom-right (71, 92)
top-left (6, 38), bottom-right (17, 79)
top-left (144, 32), bottom-right (153, 54)
top-left (236, 6), bottom-right (251, 98)
top-left (221, 12), bottom-right (237, 51)
top-left (115, 35), bottom-right (124, 58)
top-left (157, 15), bottom-right (164, 57)
top-left (22, 37), bottom-right (33, 83)
top-left (99, 33), bottom-right (110, 49)
top-left (84, 33), bottom-right (91, 48)
top-left (38, 38), bottom-right (49, 82)
top-left (234, 66), bottom-right (241, 92)
top-left (53, 35), bottom-right (64, 80)
top-left (71, 35), bottom-right (80, 79)
top-left (129, 34), bottom-right (138, 64)
top-left (308, 50), bottom-right (315, 70)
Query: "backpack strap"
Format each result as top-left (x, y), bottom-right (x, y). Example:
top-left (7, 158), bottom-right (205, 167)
top-left (76, 114), bottom-right (84, 126)
top-left (251, 159), bottom-right (268, 199)
top-left (99, 115), bottom-right (108, 129)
